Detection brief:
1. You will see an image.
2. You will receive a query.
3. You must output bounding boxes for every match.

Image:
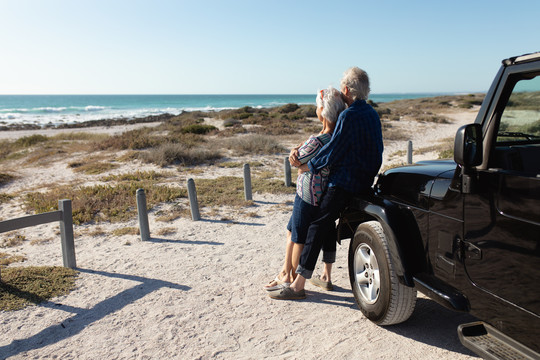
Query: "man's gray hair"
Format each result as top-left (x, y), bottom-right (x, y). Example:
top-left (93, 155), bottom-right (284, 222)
top-left (340, 67), bottom-right (370, 101)
top-left (316, 86), bottom-right (347, 123)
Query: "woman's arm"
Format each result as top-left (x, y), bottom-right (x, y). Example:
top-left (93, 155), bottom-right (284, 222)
top-left (297, 136), bottom-right (324, 165)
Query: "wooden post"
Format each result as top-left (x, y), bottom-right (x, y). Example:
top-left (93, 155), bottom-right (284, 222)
top-left (137, 189), bottom-right (150, 241)
top-left (284, 157), bottom-right (292, 187)
top-left (187, 178), bottom-right (200, 221)
top-left (243, 163), bottom-right (252, 201)
top-left (58, 199), bottom-right (76, 268)
top-left (407, 140), bottom-right (413, 164)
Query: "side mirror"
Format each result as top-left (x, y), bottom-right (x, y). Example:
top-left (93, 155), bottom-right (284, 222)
top-left (454, 124), bottom-right (483, 167)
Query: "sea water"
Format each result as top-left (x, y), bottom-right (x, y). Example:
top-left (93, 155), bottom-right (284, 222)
top-left (0, 93), bottom-right (447, 126)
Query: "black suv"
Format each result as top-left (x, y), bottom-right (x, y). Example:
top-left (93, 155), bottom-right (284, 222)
top-left (338, 52), bottom-right (540, 360)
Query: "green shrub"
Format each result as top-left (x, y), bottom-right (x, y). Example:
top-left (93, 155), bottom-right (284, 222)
top-left (223, 119), bottom-right (241, 127)
top-left (300, 105), bottom-right (317, 118)
top-left (278, 103), bottom-right (300, 113)
top-left (181, 124), bottom-right (217, 135)
top-left (367, 100), bottom-right (378, 108)
top-left (231, 113), bottom-right (253, 120)
top-left (0, 173), bottom-right (15, 186)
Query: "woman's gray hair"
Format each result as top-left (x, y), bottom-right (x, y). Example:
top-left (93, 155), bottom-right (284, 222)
top-left (340, 67), bottom-right (370, 101)
top-left (316, 86), bottom-right (347, 123)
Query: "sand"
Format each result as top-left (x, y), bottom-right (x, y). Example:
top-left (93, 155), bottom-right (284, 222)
top-left (0, 109), bottom-right (481, 359)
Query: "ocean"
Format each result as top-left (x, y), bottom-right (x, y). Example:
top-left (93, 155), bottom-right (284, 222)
top-left (0, 93), bottom-right (447, 127)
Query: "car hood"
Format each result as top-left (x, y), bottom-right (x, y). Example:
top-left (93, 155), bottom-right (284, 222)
top-left (375, 160), bottom-right (457, 209)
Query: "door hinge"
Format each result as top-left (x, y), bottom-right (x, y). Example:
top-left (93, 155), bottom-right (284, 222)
top-left (457, 237), bottom-right (482, 260)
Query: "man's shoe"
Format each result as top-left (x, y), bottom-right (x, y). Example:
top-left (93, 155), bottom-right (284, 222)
top-left (309, 276), bottom-right (333, 291)
top-left (268, 287), bottom-right (306, 300)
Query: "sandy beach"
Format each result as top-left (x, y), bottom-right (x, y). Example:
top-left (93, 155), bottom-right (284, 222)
top-left (0, 106), bottom-right (481, 359)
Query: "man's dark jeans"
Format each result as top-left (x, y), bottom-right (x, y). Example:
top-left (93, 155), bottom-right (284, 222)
top-left (296, 186), bottom-right (352, 279)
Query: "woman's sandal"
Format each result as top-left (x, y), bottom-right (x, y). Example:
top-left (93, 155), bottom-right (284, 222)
top-left (263, 276), bottom-right (291, 291)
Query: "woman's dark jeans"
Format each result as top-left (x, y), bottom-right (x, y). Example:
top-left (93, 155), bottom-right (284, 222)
top-left (296, 186), bottom-right (352, 279)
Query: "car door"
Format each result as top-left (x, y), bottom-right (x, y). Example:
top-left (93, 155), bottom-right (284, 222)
top-left (463, 67), bottom-right (540, 317)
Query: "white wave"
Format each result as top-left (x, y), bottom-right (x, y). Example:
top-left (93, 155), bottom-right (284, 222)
top-left (84, 105), bottom-right (107, 112)
top-left (0, 113), bottom-right (20, 120)
top-left (0, 108), bottom-right (29, 113)
top-left (36, 107), bottom-right (67, 113)
top-left (183, 106), bottom-right (236, 112)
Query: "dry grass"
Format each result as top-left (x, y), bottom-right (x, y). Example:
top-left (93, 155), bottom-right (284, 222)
top-left (155, 205), bottom-right (191, 222)
top-left (0, 266), bottom-right (78, 311)
top-left (194, 176), bottom-right (294, 208)
top-left (51, 132), bottom-right (110, 142)
top-left (373, 93), bottom-right (484, 123)
top-left (101, 170), bottom-right (170, 182)
top-left (112, 227), bottom-right (139, 237)
top-left (0, 252), bottom-right (27, 266)
top-left (0, 193), bottom-right (14, 204)
top-left (382, 126), bottom-right (411, 141)
top-left (69, 161), bottom-right (119, 175)
top-left (218, 161), bottom-right (265, 168)
top-left (1, 233), bottom-right (26, 248)
top-left (94, 128), bottom-right (162, 150)
top-left (224, 135), bottom-right (285, 155)
top-left (24, 183), bottom-right (186, 225)
top-left (140, 143), bottom-right (222, 167)
top-left (155, 227), bottom-right (177, 236)
top-left (0, 173), bottom-right (15, 204)
top-left (414, 137), bottom-right (454, 158)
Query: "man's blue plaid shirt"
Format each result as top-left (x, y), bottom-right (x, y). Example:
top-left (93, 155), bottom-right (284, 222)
top-left (307, 99), bottom-right (383, 194)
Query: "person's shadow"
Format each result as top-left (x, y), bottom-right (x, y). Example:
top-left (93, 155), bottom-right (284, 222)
top-left (0, 268), bottom-right (190, 359)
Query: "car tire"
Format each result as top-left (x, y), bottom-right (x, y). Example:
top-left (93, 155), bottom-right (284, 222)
top-left (348, 221), bottom-right (417, 325)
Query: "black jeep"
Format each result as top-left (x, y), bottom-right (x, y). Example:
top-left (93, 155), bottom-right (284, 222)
top-left (338, 52), bottom-right (540, 360)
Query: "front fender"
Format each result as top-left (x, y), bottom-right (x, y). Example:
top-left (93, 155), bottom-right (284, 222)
top-left (340, 196), bottom-right (426, 287)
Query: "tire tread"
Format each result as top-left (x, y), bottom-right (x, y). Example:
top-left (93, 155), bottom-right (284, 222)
top-left (359, 221), bottom-right (416, 325)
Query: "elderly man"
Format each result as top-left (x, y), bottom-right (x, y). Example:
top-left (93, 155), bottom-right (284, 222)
top-left (270, 67), bottom-right (384, 300)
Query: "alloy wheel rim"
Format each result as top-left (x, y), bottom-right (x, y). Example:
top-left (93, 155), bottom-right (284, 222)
top-left (354, 243), bottom-right (380, 304)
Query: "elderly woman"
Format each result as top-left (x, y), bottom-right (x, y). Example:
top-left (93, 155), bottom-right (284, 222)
top-left (264, 87), bottom-right (347, 292)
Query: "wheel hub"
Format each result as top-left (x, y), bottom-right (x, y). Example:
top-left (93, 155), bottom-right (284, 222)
top-left (354, 243), bottom-right (381, 304)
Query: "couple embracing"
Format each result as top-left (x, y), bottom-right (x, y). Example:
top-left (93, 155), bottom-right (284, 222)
top-left (264, 67), bottom-right (384, 300)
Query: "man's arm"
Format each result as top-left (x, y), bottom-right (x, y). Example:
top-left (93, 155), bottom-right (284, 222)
top-left (307, 115), bottom-right (350, 174)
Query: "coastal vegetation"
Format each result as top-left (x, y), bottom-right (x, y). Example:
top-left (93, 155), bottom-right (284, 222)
top-left (0, 95), bottom-right (480, 229)
top-left (0, 94), bottom-right (479, 310)
top-left (0, 266), bottom-right (77, 311)
top-left (23, 182), bottom-right (186, 225)
top-left (373, 93), bottom-right (485, 122)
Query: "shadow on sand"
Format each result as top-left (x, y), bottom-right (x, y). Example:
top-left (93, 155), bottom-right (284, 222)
top-left (147, 237), bottom-right (225, 245)
top-left (305, 287), bottom-right (479, 358)
top-left (0, 268), bottom-right (190, 359)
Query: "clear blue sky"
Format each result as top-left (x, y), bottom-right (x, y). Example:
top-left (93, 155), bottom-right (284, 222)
top-left (0, 0), bottom-right (538, 95)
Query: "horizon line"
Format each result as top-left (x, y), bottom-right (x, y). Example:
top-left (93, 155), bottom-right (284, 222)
top-left (0, 91), bottom-right (485, 96)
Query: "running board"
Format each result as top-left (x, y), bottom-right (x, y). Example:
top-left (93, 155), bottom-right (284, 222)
top-left (458, 322), bottom-right (540, 360)
top-left (412, 275), bottom-right (469, 311)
